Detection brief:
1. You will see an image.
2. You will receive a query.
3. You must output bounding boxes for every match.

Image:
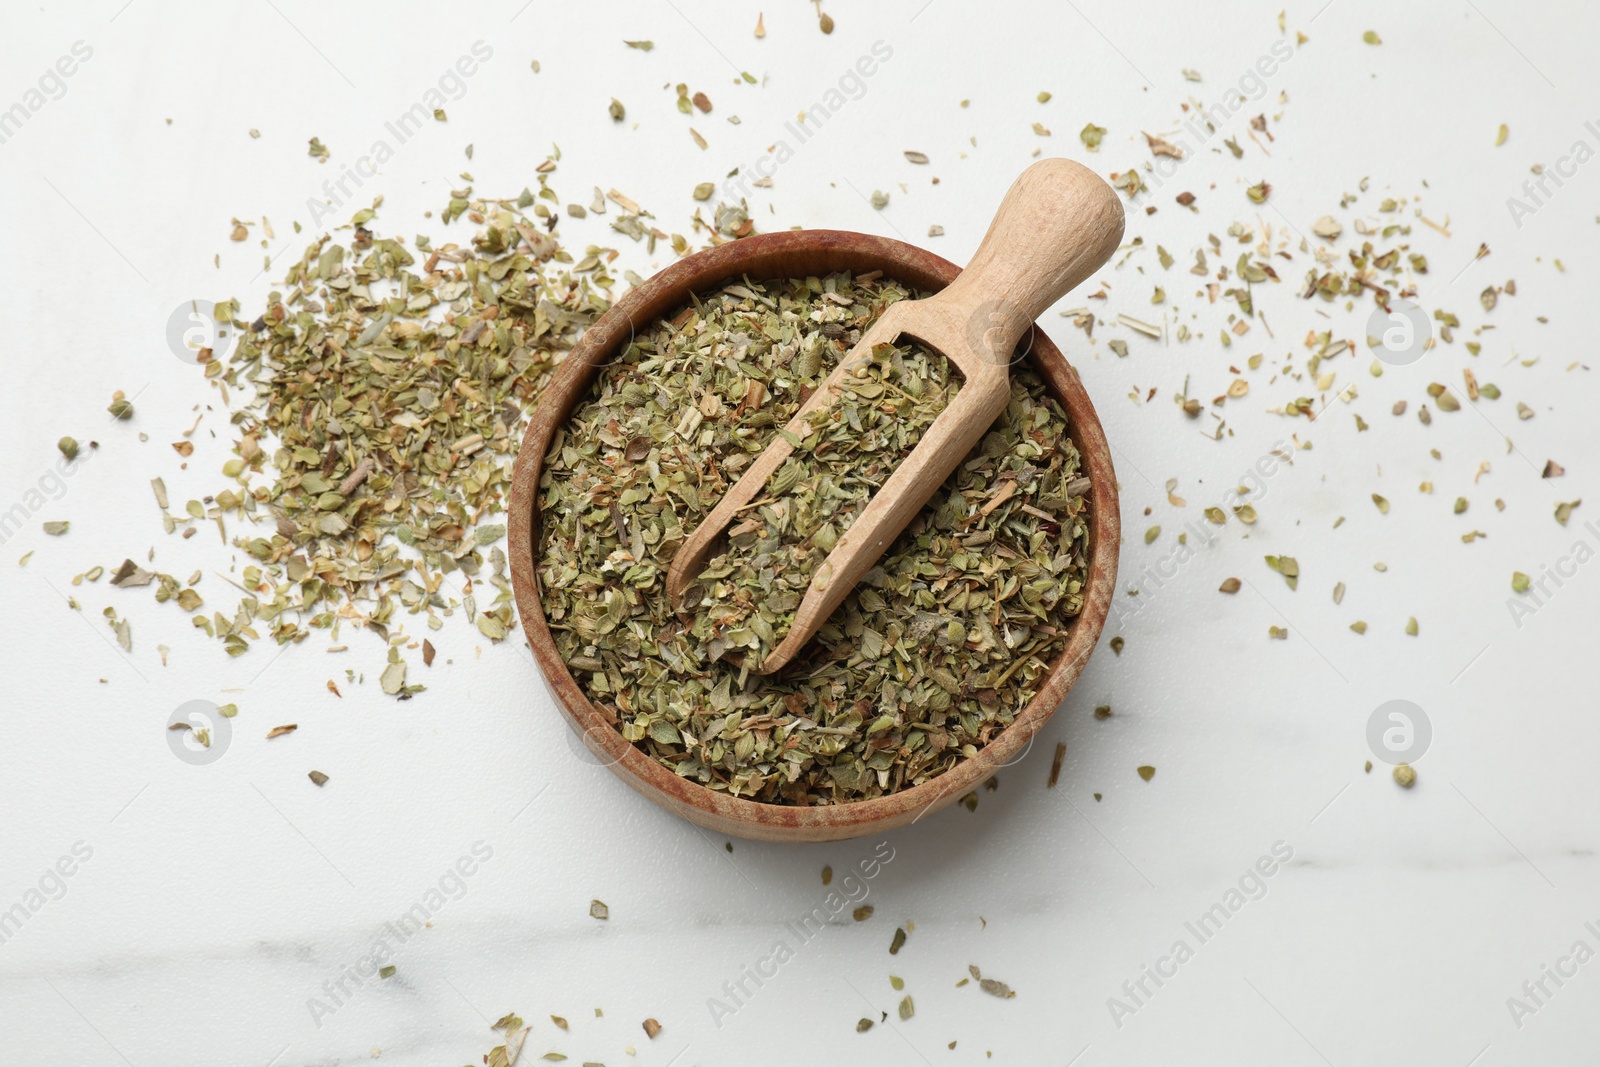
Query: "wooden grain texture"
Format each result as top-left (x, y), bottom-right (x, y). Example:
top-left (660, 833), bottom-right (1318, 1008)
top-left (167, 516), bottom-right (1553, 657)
top-left (665, 158), bottom-right (1124, 673)
top-left (508, 213), bottom-right (1121, 843)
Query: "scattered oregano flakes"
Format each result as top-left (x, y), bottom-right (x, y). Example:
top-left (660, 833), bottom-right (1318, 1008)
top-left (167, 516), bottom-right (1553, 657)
top-left (169, 192), bottom-right (612, 679)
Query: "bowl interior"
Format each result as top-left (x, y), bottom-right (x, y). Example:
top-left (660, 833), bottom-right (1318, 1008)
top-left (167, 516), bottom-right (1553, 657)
top-left (508, 229), bottom-right (1119, 842)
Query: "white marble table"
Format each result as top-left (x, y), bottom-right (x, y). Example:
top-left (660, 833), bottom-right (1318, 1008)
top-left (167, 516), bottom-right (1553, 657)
top-left (3, 1), bottom-right (1597, 1063)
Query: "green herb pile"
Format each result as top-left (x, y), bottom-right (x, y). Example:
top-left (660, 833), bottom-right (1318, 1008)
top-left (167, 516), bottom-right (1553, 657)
top-left (186, 193), bottom-right (612, 682)
top-left (538, 273), bottom-right (1091, 804)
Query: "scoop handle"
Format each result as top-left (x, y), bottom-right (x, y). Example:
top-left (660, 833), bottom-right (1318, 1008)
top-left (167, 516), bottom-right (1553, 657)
top-left (931, 157), bottom-right (1126, 367)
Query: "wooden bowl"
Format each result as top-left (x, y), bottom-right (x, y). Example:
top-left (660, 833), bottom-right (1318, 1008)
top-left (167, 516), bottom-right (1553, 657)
top-left (508, 229), bottom-right (1119, 842)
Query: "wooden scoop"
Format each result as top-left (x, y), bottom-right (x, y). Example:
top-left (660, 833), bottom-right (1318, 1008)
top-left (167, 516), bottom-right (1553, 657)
top-left (665, 158), bottom-right (1125, 674)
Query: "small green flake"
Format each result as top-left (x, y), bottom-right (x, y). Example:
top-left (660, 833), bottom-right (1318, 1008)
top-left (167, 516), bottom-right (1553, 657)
top-left (979, 977), bottom-right (1015, 999)
top-left (380, 658), bottom-right (407, 696)
top-left (1264, 554), bottom-right (1299, 590)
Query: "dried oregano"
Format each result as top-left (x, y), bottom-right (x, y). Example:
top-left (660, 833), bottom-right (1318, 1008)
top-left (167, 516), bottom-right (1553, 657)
top-left (539, 274), bottom-right (1090, 804)
top-left (177, 190), bottom-right (611, 670)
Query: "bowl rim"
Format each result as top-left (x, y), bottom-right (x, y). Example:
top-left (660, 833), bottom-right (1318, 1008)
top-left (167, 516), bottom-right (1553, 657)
top-left (508, 228), bottom-right (1119, 842)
